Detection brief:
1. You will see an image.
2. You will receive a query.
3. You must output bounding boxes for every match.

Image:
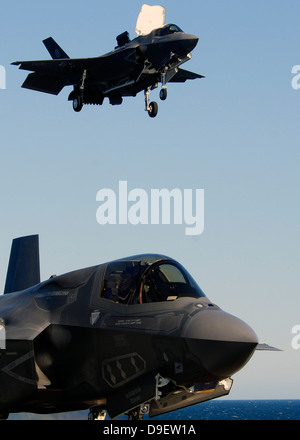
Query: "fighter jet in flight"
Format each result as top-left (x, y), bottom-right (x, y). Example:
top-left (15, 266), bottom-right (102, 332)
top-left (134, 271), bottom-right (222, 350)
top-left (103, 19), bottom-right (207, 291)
top-left (12, 5), bottom-right (203, 117)
top-left (0, 234), bottom-right (264, 420)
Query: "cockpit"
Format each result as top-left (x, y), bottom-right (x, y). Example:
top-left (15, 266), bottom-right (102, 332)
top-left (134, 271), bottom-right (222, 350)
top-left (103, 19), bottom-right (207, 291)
top-left (152, 24), bottom-right (184, 37)
top-left (100, 255), bottom-right (205, 305)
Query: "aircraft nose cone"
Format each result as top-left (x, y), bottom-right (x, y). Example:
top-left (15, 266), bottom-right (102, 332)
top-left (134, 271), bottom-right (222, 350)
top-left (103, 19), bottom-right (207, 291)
top-left (184, 34), bottom-right (199, 52)
top-left (183, 308), bottom-right (258, 379)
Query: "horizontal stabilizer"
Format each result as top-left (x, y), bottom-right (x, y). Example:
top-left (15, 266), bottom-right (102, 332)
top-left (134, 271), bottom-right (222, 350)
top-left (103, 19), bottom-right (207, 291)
top-left (256, 343), bottom-right (282, 351)
top-left (4, 235), bottom-right (40, 294)
top-left (43, 37), bottom-right (69, 59)
top-left (169, 68), bottom-right (205, 83)
top-left (22, 72), bottom-right (65, 95)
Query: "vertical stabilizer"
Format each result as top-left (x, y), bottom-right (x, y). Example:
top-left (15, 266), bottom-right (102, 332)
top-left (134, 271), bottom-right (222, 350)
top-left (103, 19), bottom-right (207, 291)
top-left (43, 37), bottom-right (69, 59)
top-left (4, 235), bottom-right (40, 294)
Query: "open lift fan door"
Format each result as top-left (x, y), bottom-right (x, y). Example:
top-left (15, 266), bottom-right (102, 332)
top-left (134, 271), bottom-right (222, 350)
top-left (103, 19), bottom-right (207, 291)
top-left (135, 4), bottom-right (166, 36)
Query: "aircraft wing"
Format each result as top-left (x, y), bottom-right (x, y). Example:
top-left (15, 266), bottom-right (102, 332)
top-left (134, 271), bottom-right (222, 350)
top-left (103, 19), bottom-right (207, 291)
top-left (11, 58), bottom-right (96, 95)
top-left (17, 72), bottom-right (67, 95)
top-left (256, 343), bottom-right (282, 351)
top-left (12, 57), bottom-right (102, 72)
top-left (169, 68), bottom-right (205, 83)
top-left (12, 48), bottom-right (138, 95)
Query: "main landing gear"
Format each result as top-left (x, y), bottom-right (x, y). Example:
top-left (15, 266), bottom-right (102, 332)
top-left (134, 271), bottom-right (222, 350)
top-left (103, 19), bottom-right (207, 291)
top-left (73, 94), bottom-right (83, 112)
top-left (72, 69), bottom-right (86, 112)
top-left (71, 67), bottom-right (169, 117)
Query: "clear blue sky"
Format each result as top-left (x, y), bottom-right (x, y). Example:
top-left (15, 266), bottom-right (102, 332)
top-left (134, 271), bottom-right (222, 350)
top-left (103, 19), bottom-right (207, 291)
top-left (0, 0), bottom-right (299, 402)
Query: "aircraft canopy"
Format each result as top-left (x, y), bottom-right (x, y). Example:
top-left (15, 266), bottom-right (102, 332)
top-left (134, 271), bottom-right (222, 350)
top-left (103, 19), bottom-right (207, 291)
top-left (100, 256), bottom-right (206, 304)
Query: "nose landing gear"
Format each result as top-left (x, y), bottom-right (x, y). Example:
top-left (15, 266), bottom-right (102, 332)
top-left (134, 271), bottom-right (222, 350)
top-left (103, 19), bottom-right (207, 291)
top-left (159, 87), bottom-right (167, 101)
top-left (144, 88), bottom-right (158, 118)
top-left (144, 73), bottom-right (168, 117)
top-left (88, 407), bottom-right (107, 420)
top-left (159, 70), bottom-right (168, 101)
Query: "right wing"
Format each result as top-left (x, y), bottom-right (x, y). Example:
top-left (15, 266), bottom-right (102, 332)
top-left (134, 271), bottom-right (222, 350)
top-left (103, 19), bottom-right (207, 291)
top-left (256, 343), bottom-right (282, 351)
top-left (169, 68), bottom-right (205, 83)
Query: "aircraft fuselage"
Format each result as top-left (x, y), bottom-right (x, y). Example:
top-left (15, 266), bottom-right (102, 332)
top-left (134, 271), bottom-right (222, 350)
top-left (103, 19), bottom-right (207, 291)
top-left (0, 251), bottom-right (258, 419)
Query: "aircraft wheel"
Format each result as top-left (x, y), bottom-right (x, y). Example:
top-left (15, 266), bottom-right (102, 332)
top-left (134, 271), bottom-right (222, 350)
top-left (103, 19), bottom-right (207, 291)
top-left (148, 101), bottom-right (158, 118)
top-left (73, 95), bottom-right (83, 112)
top-left (159, 88), bottom-right (167, 101)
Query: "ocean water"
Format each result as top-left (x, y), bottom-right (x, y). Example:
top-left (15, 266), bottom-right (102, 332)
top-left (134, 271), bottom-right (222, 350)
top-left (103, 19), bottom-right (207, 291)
top-left (149, 400), bottom-right (300, 420)
top-left (9, 400), bottom-right (300, 420)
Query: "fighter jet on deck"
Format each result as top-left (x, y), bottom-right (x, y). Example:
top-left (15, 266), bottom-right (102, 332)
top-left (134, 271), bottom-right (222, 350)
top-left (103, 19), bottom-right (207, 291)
top-left (0, 234), bottom-right (267, 420)
top-left (12, 5), bottom-right (203, 117)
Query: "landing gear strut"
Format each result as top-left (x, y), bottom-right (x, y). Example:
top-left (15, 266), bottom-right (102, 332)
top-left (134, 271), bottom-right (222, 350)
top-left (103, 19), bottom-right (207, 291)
top-left (159, 70), bottom-right (168, 101)
top-left (72, 69), bottom-right (86, 112)
top-left (144, 70), bottom-right (168, 117)
top-left (127, 404), bottom-right (149, 420)
top-left (144, 88), bottom-right (158, 118)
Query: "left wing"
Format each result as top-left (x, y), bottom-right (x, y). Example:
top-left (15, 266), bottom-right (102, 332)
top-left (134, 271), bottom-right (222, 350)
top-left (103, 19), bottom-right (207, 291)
top-left (12, 47), bottom-right (138, 95)
top-left (19, 72), bottom-right (66, 95)
top-left (11, 58), bottom-right (97, 95)
top-left (12, 57), bottom-right (102, 72)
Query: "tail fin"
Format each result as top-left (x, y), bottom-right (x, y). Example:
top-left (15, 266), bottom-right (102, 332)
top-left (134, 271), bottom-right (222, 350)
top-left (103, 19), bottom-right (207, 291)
top-left (43, 37), bottom-right (69, 59)
top-left (4, 235), bottom-right (40, 294)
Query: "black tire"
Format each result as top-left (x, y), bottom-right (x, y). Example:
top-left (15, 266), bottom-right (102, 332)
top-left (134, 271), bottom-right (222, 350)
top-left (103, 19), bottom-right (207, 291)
top-left (159, 88), bottom-right (167, 101)
top-left (73, 95), bottom-right (83, 112)
top-left (148, 101), bottom-right (158, 118)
